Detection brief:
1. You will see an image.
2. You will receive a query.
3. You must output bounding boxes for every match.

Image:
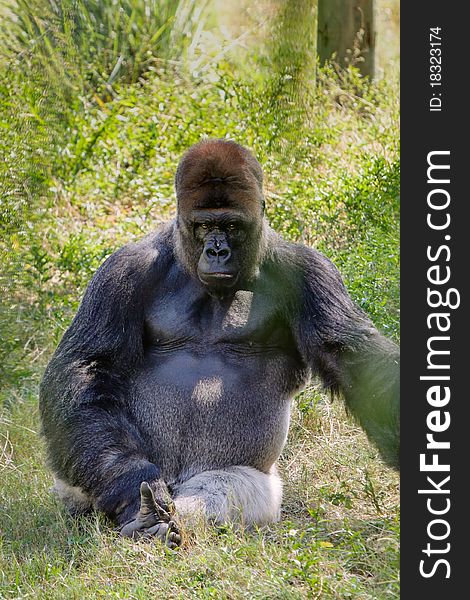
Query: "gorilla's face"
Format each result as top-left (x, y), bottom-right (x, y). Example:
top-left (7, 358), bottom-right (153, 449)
top-left (179, 207), bottom-right (261, 293)
top-left (173, 139), bottom-right (266, 293)
top-left (191, 209), bottom-right (248, 289)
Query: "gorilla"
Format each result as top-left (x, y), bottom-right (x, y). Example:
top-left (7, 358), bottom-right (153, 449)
top-left (40, 139), bottom-right (399, 546)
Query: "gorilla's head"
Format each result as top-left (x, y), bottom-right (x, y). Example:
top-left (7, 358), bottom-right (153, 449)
top-left (174, 139), bottom-right (267, 293)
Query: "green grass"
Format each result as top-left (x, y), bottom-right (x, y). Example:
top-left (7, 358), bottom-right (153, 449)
top-left (1, 1), bottom-right (399, 597)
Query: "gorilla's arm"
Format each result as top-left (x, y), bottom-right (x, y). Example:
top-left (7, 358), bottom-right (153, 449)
top-left (39, 239), bottom-right (172, 525)
top-left (288, 245), bottom-right (400, 468)
top-left (335, 330), bottom-right (399, 468)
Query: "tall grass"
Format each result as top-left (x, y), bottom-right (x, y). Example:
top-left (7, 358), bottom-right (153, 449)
top-left (2, 0), bottom-right (204, 92)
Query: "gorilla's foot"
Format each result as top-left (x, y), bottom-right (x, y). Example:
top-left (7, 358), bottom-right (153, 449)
top-left (119, 481), bottom-right (182, 548)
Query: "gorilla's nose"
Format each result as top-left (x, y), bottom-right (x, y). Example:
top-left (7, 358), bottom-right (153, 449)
top-left (205, 246), bottom-right (231, 262)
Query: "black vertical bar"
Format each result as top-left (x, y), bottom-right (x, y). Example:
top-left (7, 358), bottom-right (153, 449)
top-left (401, 2), bottom-right (468, 597)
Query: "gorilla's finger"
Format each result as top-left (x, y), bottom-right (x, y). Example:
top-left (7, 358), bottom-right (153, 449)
top-left (139, 481), bottom-right (158, 516)
top-left (139, 520), bottom-right (182, 547)
top-left (168, 532), bottom-right (181, 545)
top-left (140, 481), bottom-right (172, 521)
top-left (167, 541), bottom-right (179, 550)
top-left (144, 523), bottom-right (167, 536)
top-left (119, 520), bottom-right (141, 538)
top-left (164, 521), bottom-right (182, 547)
top-left (167, 520), bottom-right (179, 534)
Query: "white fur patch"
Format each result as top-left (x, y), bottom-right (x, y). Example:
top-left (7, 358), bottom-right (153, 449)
top-left (52, 477), bottom-right (92, 514)
top-left (191, 377), bottom-right (224, 406)
top-left (173, 465), bottom-right (282, 527)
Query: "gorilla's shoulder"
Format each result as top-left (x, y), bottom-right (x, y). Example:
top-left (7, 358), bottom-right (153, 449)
top-left (95, 221), bottom-right (176, 281)
top-left (264, 228), bottom-right (341, 281)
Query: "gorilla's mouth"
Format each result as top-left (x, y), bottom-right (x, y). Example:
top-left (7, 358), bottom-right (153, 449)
top-left (198, 271), bottom-right (238, 288)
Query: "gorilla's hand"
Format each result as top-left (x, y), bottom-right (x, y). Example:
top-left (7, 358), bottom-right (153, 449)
top-left (119, 482), bottom-right (181, 547)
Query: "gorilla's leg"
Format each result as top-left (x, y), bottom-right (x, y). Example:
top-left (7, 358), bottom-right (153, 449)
top-left (172, 465), bottom-right (282, 528)
top-left (52, 477), bottom-right (93, 515)
top-left (52, 465), bottom-right (282, 541)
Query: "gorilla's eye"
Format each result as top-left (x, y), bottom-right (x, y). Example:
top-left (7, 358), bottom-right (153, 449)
top-left (227, 223), bottom-right (237, 231)
top-left (199, 223), bottom-right (209, 230)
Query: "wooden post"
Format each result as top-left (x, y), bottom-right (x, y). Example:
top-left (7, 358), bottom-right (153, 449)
top-left (266, 0), bottom-right (318, 156)
top-left (318, 0), bottom-right (376, 78)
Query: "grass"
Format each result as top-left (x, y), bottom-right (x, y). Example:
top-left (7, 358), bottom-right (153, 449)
top-left (1, 0), bottom-right (400, 597)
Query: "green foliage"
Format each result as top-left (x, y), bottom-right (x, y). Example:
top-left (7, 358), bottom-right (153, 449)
top-left (0, 59), bottom-right (68, 386)
top-left (2, 0), bottom-right (204, 92)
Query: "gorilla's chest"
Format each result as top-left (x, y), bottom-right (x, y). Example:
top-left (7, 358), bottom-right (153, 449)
top-left (145, 282), bottom-right (286, 350)
top-left (129, 281), bottom-right (302, 478)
